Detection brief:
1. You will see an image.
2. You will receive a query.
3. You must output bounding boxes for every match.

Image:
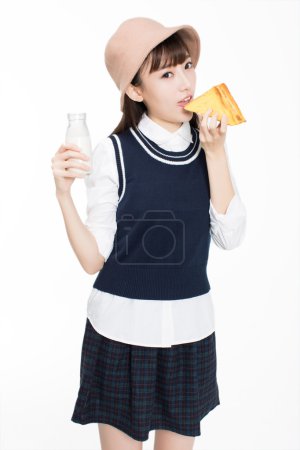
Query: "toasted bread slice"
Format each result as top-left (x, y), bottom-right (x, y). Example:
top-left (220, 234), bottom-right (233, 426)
top-left (184, 83), bottom-right (246, 126)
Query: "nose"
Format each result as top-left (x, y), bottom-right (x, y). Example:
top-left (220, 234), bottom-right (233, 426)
top-left (177, 68), bottom-right (192, 91)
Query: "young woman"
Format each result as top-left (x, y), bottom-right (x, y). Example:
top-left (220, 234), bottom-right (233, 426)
top-left (51, 17), bottom-right (246, 450)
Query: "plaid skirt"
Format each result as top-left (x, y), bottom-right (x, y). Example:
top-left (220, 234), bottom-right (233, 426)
top-left (71, 317), bottom-right (220, 442)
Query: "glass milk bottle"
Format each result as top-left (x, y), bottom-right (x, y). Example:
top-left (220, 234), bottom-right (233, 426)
top-left (65, 113), bottom-right (92, 175)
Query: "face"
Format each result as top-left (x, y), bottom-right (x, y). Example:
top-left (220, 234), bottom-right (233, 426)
top-left (127, 55), bottom-right (196, 132)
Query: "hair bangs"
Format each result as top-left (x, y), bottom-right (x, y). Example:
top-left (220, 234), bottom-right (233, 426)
top-left (140, 33), bottom-right (191, 77)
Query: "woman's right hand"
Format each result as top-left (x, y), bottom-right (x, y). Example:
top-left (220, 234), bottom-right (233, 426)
top-left (51, 143), bottom-right (91, 195)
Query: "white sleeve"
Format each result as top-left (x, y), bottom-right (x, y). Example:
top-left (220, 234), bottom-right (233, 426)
top-left (209, 142), bottom-right (247, 250)
top-left (84, 137), bottom-right (119, 262)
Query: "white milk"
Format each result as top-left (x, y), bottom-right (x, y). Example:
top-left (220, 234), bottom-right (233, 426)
top-left (65, 113), bottom-right (92, 176)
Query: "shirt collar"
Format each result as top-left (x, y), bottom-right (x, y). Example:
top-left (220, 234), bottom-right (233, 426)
top-left (137, 112), bottom-right (194, 152)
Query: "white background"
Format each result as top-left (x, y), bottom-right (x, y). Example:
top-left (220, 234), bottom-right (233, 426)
top-left (0, 0), bottom-right (299, 449)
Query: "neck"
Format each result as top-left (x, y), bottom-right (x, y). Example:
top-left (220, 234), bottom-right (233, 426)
top-left (147, 113), bottom-right (183, 133)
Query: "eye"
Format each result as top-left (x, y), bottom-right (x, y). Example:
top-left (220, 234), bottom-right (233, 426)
top-left (161, 61), bottom-right (193, 78)
top-left (162, 71), bottom-right (172, 79)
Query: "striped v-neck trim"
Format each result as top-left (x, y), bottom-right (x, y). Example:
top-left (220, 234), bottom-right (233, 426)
top-left (129, 126), bottom-right (202, 165)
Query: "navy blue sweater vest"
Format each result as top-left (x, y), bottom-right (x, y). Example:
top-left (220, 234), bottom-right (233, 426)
top-left (92, 125), bottom-right (211, 300)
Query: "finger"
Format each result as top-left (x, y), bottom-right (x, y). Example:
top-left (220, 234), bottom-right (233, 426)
top-left (62, 159), bottom-right (91, 171)
top-left (220, 113), bottom-right (228, 132)
top-left (57, 143), bottom-right (81, 154)
top-left (210, 112), bottom-right (218, 124)
top-left (204, 108), bottom-right (212, 119)
top-left (54, 168), bottom-right (86, 178)
top-left (209, 112), bottom-right (219, 131)
top-left (201, 108), bottom-right (212, 120)
top-left (58, 150), bottom-right (90, 161)
top-left (201, 108), bottom-right (212, 128)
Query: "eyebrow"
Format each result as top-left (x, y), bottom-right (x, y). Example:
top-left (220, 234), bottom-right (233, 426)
top-left (158, 55), bottom-right (191, 71)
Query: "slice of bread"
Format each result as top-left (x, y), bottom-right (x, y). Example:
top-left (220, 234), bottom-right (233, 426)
top-left (184, 83), bottom-right (246, 126)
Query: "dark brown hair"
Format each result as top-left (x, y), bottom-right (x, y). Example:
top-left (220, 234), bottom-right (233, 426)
top-left (111, 32), bottom-right (199, 135)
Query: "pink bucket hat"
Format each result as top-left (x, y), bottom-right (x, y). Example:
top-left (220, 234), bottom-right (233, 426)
top-left (104, 17), bottom-right (201, 112)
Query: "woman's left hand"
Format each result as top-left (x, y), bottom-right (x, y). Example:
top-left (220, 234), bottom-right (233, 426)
top-left (198, 108), bottom-right (228, 156)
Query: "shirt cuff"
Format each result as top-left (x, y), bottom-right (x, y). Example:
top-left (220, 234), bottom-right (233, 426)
top-left (85, 223), bottom-right (115, 263)
top-left (209, 193), bottom-right (247, 249)
top-left (210, 193), bottom-right (244, 221)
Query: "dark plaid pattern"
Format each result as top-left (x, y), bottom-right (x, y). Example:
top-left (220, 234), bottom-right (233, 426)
top-left (71, 318), bottom-right (220, 442)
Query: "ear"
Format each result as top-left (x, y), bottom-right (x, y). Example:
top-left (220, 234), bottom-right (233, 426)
top-left (125, 84), bottom-right (143, 103)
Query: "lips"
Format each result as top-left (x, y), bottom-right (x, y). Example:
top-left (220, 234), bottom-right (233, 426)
top-left (177, 95), bottom-right (193, 107)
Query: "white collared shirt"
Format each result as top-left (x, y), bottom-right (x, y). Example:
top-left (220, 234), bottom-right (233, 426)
top-left (84, 112), bottom-right (247, 347)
